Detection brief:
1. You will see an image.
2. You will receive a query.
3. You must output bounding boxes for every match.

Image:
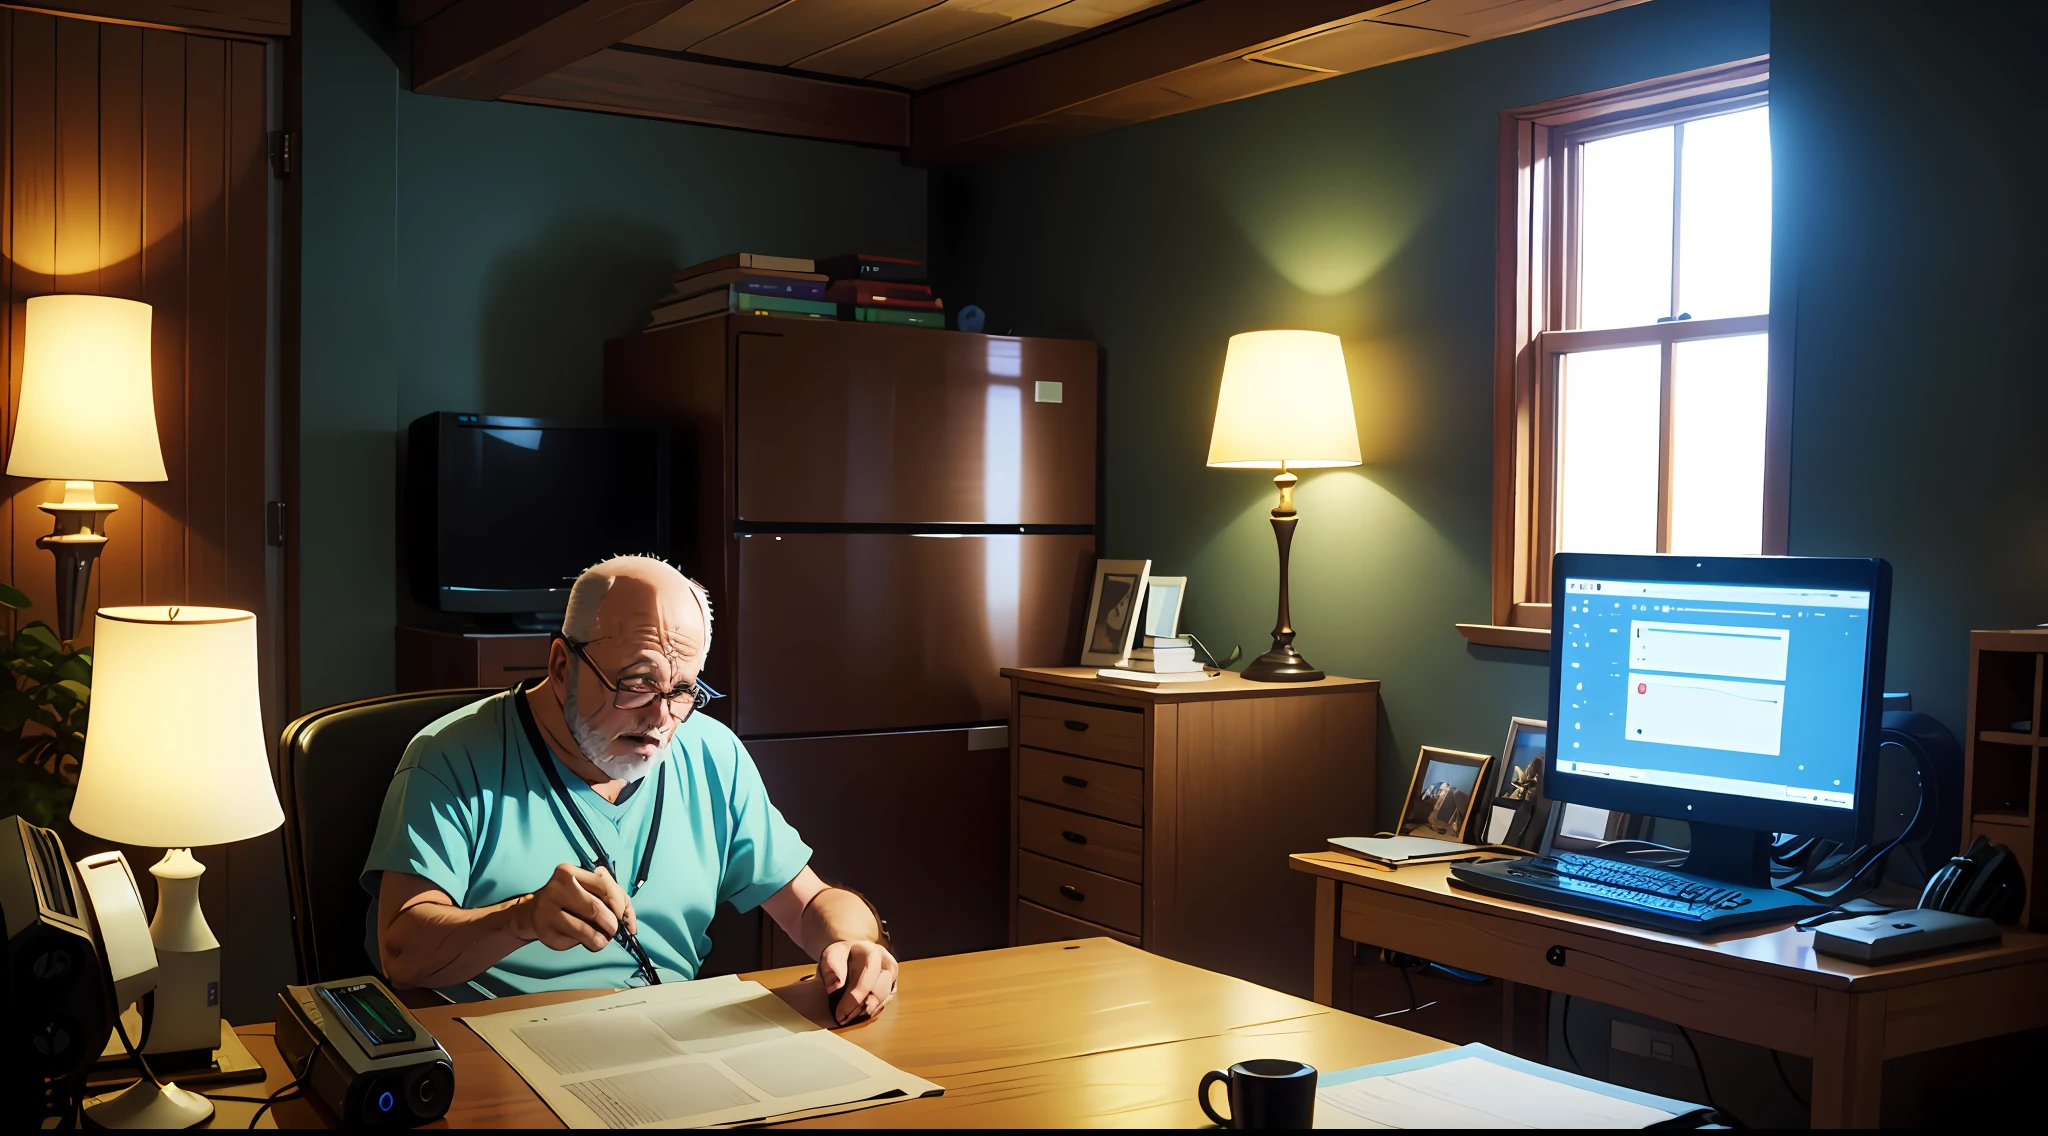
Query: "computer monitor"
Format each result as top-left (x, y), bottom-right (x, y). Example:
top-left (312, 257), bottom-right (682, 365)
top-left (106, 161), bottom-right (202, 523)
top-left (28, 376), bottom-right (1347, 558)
top-left (1546, 553), bottom-right (1891, 887)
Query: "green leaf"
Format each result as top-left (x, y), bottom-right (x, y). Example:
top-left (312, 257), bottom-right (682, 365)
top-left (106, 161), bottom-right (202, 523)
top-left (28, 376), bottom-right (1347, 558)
top-left (18, 624), bottom-right (61, 656)
top-left (54, 680), bottom-right (90, 704)
top-left (0, 582), bottom-right (29, 610)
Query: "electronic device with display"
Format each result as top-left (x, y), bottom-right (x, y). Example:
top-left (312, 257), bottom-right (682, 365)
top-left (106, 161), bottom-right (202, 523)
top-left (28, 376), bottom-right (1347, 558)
top-left (276, 977), bottom-right (452, 1127)
top-left (1453, 553), bottom-right (1892, 933)
top-left (405, 412), bottom-right (669, 620)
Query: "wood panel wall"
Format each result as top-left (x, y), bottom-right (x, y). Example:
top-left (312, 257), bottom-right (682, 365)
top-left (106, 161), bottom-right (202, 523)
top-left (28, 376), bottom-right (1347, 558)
top-left (2, 7), bottom-right (283, 1021)
top-left (2, 9), bottom-right (268, 645)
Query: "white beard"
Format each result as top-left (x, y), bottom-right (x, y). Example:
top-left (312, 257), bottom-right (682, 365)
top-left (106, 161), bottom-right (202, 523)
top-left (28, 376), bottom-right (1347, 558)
top-left (564, 662), bottom-right (661, 784)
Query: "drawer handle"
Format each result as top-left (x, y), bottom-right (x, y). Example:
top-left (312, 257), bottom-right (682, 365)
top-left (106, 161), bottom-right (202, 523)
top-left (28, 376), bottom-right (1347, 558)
top-left (1058, 884), bottom-right (1086, 902)
top-left (1063, 719), bottom-right (1090, 732)
top-left (1061, 831), bottom-right (1088, 845)
top-left (1061, 775), bottom-right (1088, 788)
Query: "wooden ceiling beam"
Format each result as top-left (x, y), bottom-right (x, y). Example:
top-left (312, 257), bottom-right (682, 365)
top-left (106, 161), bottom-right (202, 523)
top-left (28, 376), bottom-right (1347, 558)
top-left (505, 47), bottom-right (909, 149)
top-left (909, 0), bottom-right (1393, 164)
top-left (410, 0), bottom-right (692, 99)
top-left (1, 0), bottom-right (289, 37)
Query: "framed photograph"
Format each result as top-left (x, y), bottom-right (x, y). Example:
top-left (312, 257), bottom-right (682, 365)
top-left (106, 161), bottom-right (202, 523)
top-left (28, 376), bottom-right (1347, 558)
top-left (1397, 746), bottom-right (1492, 841)
top-left (1079, 559), bottom-right (1151, 666)
top-left (1478, 718), bottom-right (1552, 849)
top-left (1141, 576), bottom-right (1187, 640)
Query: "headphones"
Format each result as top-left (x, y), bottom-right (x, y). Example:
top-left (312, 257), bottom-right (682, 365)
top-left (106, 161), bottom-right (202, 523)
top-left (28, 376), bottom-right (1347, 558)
top-left (1918, 836), bottom-right (2026, 923)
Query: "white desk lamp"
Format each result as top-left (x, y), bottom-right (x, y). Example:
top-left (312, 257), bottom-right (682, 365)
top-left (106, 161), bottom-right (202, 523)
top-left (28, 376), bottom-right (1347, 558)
top-left (5, 295), bottom-right (168, 641)
top-left (69, 606), bottom-right (283, 1128)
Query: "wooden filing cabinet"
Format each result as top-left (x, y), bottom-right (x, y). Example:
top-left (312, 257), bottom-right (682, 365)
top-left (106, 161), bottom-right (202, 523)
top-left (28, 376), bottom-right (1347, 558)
top-left (1001, 666), bottom-right (1379, 997)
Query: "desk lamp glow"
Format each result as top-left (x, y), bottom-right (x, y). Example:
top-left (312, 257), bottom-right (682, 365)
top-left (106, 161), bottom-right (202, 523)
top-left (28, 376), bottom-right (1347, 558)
top-left (1206, 330), bottom-right (1362, 682)
top-left (5, 295), bottom-right (168, 641)
top-left (69, 606), bottom-right (283, 1128)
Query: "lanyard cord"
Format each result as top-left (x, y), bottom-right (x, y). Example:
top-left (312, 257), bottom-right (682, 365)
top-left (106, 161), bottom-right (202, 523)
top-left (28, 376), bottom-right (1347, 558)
top-left (512, 683), bottom-right (666, 986)
top-left (513, 681), bottom-right (666, 894)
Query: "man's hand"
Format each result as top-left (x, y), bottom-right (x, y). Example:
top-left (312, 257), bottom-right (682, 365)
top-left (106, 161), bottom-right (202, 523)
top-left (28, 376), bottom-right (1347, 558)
top-left (819, 939), bottom-right (898, 1025)
top-left (512, 864), bottom-right (636, 952)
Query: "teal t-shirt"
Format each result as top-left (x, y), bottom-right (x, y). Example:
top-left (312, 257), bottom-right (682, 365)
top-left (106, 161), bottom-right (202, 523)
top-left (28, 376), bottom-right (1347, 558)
top-left (360, 687), bottom-right (810, 996)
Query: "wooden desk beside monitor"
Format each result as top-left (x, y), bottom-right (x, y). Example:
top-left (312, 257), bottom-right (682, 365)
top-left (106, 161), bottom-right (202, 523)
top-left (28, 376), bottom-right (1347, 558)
top-left (230, 939), bottom-right (1446, 1127)
top-left (1291, 850), bottom-right (2048, 1129)
top-left (1001, 666), bottom-right (1378, 997)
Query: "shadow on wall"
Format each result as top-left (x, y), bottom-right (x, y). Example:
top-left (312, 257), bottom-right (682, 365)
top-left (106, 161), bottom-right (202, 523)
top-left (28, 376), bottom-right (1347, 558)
top-left (473, 213), bottom-right (680, 419)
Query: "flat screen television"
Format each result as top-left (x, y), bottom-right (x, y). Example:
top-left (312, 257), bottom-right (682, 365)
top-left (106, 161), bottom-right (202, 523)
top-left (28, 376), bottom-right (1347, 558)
top-left (406, 413), bottom-right (669, 618)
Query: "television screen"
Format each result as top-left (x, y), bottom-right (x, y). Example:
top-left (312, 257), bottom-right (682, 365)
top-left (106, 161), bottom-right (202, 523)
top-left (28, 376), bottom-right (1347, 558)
top-left (408, 413), bottom-right (668, 615)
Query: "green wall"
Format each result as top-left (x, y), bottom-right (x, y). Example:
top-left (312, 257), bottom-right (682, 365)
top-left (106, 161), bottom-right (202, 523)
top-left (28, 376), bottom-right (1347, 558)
top-left (933, 0), bottom-right (1776, 821)
top-left (297, 0), bottom-right (926, 710)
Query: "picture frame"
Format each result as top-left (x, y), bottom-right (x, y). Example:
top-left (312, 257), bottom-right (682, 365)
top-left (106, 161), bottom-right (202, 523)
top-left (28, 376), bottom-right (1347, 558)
top-left (1078, 559), bottom-right (1151, 666)
top-left (1140, 576), bottom-right (1187, 640)
top-left (1478, 718), bottom-right (1552, 848)
top-left (1396, 746), bottom-right (1492, 842)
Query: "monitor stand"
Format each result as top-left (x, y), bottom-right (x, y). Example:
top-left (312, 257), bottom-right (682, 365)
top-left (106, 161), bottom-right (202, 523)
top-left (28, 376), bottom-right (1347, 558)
top-left (1681, 822), bottom-right (1774, 889)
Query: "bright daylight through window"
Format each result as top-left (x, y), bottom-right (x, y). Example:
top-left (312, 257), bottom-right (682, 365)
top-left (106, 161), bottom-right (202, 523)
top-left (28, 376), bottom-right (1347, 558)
top-left (1556, 104), bottom-right (1772, 557)
top-left (1477, 60), bottom-right (1778, 646)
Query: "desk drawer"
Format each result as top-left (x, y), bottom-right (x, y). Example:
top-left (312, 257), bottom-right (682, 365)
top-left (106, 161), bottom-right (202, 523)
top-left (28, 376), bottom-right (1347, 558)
top-left (1019, 850), bottom-right (1141, 935)
top-left (1018, 748), bottom-right (1144, 826)
top-left (1018, 695), bottom-right (1143, 767)
top-left (1017, 899), bottom-right (1138, 947)
top-left (1019, 799), bottom-right (1142, 883)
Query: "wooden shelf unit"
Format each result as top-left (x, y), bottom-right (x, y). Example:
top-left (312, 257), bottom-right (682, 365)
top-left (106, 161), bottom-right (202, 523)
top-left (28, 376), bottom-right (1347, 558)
top-left (1961, 629), bottom-right (2047, 927)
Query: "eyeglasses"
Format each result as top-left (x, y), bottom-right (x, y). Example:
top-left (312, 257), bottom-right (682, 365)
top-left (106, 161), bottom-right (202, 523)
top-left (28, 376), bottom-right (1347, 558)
top-left (558, 636), bottom-right (724, 719)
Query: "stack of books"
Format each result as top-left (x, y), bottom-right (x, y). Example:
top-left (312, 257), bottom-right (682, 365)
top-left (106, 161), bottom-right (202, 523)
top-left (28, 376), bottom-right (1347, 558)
top-left (819, 254), bottom-right (944, 328)
top-left (1097, 636), bottom-right (1214, 687)
top-left (647, 253), bottom-right (832, 329)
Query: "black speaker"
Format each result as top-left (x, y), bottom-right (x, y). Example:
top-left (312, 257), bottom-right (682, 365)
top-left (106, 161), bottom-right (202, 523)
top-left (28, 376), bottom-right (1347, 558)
top-left (1, 817), bottom-right (112, 1126)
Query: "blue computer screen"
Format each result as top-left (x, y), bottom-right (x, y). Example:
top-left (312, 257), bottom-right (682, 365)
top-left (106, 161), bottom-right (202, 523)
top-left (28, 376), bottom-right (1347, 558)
top-left (1552, 576), bottom-right (1872, 811)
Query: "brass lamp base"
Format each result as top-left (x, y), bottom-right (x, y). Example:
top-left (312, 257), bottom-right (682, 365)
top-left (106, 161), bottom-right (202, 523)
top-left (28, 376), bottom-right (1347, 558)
top-left (38, 480), bottom-right (116, 642)
top-left (1241, 469), bottom-right (1324, 683)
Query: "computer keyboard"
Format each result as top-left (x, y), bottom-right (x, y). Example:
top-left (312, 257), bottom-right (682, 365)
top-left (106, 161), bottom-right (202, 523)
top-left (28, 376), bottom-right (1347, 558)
top-left (1450, 852), bottom-right (1827, 934)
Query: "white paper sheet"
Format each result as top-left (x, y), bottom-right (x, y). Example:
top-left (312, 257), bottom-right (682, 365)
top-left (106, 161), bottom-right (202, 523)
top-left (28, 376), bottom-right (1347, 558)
top-left (1318, 1055), bottom-right (1678, 1129)
top-left (463, 975), bottom-right (940, 1129)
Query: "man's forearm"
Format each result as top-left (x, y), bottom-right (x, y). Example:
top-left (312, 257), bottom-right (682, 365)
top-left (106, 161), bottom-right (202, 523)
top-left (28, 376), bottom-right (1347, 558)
top-left (797, 887), bottom-right (882, 958)
top-left (382, 895), bottom-right (531, 989)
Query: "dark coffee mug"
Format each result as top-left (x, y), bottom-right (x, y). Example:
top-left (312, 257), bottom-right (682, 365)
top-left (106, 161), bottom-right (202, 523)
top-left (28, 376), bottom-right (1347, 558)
top-left (1197, 1059), bottom-right (1317, 1129)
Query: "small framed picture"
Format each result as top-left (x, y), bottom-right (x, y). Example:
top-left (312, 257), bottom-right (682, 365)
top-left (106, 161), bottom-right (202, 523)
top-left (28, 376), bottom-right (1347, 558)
top-left (1397, 746), bottom-right (1492, 841)
top-left (1141, 576), bottom-right (1187, 640)
top-left (1479, 718), bottom-right (1551, 849)
top-left (1079, 559), bottom-right (1151, 666)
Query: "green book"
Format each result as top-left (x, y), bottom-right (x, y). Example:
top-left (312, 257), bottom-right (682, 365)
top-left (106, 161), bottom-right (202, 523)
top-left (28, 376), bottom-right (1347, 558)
top-left (737, 293), bottom-right (836, 317)
top-left (852, 306), bottom-right (943, 327)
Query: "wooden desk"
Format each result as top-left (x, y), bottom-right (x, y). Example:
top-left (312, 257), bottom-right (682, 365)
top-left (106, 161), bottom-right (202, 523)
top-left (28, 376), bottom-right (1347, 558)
top-left (233, 939), bottom-right (1446, 1127)
top-left (1291, 851), bottom-right (2048, 1128)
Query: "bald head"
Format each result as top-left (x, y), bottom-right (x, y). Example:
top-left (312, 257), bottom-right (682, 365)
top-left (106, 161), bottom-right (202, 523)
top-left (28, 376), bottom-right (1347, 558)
top-left (562, 555), bottom-right (713, 664)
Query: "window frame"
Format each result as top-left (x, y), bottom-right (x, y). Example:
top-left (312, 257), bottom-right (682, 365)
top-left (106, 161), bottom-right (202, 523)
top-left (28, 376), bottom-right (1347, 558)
top-left (1461, 57), bottom-right (1786, 652)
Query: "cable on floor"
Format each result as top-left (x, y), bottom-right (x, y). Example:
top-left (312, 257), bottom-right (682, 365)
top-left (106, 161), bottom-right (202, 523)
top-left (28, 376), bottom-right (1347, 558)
top-left (1771, 1047), bottom-right (1809, 1111)
top-left (1674, 1023), bottom-right (1748, 1129)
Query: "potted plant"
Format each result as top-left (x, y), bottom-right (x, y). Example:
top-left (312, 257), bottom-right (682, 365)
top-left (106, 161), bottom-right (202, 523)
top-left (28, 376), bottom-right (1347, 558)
top-left (0, 583), bottom-right (92, 827)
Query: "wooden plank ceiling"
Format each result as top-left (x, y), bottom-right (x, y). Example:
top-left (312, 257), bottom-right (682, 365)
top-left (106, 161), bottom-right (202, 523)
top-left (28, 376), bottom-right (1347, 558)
top-left (403, 0), bottom-right (1648, 165)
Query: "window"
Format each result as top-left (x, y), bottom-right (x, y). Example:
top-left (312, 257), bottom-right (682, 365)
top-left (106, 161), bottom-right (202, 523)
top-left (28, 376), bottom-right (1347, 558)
top-left (1466, 59), bottom-right (1783, 650)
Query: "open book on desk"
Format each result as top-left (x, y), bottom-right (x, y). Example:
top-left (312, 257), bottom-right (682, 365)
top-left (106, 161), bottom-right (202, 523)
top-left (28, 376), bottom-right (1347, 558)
top-left (462, 974), bottom-right (938, 1129)
top-left (1315, 1043), bottom-right (1704, 1128)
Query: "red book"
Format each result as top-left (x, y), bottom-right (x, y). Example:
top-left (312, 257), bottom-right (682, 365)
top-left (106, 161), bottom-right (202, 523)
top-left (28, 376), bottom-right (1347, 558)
top-left (825, 280), bottom-right (935, 305)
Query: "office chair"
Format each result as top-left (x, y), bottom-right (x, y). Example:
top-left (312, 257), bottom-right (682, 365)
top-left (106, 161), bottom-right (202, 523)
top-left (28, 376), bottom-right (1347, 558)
top-left (277, 687), bottom-right (494, 985)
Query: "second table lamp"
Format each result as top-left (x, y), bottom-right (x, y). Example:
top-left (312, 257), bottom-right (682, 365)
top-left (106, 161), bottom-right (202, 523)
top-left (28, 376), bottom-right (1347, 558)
top-left (1206, 330), bottom-right (1362, 681)
top-left (68, 606), bottom-right (283, 1127)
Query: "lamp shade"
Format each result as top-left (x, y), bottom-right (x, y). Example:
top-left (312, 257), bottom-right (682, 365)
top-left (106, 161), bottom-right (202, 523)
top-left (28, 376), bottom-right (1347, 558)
top-left (70, 607), bottom-right (282, 849)
top-left (7, 295), bottom-right (167, 483)
top-left (1206, 330), bottom-right (1363, 469)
